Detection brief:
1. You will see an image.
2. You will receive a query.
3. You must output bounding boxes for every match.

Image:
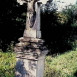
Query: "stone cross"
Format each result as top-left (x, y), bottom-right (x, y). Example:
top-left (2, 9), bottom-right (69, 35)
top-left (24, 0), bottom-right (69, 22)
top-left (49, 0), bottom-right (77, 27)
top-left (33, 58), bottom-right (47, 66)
top-left (14, 0), bottom-right (48, 77)
top-left (23, 0), bottom-right (41, 38)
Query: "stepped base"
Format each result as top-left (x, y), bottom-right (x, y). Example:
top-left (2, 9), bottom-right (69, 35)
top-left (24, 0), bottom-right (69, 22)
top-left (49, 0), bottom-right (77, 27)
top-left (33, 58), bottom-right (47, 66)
top-left (14, 37), bottom-right (47, 59)
top-left (14, 36), bottom-right (48, 77)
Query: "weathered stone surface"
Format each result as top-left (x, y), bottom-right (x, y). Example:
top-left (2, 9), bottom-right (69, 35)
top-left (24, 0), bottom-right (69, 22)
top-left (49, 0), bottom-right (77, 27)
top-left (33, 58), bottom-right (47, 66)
top-left (15, 51), bottom-right (47, 77)
top-left (31, 43), bottom-right (38, 48)
top-left (18, 37), bottom-right (31, 42)
top-left (18, 37), bottom-right (44, 43)
top-left (15, 37), bottom-right (46, 53)
top-left (15, 58), bottom-right (37, 77)
top-left (30, 38), bottom-right (44, 43)
top-left (14, 47), bottom-right (23, 52)
top-left (16, 42), bottom-right (25, 47)
top-left (15, 47), bottom-right (48, 60)
top-left (36, 31), bottom-right (41, 38)
top-left (36, 55), bottom-right (45, 77)
top-left (15, 35), bottom-right (48, 77)
top-left (24, 30), bottom-right (36, 38)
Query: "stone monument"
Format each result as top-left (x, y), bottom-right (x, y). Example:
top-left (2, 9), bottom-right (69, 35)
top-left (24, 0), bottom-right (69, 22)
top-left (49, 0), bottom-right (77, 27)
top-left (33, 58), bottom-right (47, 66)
top-left (14, 0), bottom-right (48, 77)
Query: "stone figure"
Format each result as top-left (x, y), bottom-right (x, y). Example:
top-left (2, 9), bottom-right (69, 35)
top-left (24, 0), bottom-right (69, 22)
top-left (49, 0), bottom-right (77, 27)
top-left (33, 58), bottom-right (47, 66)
top-left (17, 0), bottom-right (48, 30)
top-left (17, 0), bottom-right (38, 30)
top-left (26, 0), bottom-right (38, 30)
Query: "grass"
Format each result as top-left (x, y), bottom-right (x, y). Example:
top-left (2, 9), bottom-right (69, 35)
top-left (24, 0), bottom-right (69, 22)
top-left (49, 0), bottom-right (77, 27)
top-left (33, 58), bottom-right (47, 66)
top-left (44, 50), bottom-right (77, 77)
top-left (0, 51), bottom-right (16, 77)
top-left (0, 50), bottom-right (77, 77)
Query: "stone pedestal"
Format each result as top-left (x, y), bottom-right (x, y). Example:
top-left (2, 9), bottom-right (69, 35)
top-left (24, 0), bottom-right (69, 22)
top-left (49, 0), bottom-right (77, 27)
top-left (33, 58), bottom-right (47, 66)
top-left (23, 30), bottom-right (41, 38)
top-left (14, 37), bottom-right (48, 77)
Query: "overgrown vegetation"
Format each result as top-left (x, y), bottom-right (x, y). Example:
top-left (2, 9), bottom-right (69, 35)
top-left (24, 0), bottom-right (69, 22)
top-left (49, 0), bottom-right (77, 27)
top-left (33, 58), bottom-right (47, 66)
top-left (44, 50), bottom-right (77, 77)
top-left (41, 4), bottom-right (77, 54)
top-left (0, 50), bottom-right (77, 77)
top-left (0, 51), bottom-right (16, 77)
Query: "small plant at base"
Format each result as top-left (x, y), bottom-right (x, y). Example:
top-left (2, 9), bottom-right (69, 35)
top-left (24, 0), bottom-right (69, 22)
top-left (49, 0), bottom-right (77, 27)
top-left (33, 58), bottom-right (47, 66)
top-left (6, 41), bottom-right (15, 52)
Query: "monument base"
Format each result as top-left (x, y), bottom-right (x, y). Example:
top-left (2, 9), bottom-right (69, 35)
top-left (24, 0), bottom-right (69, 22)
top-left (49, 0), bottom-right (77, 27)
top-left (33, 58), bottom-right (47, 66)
top-left (14, 37), bottom-right (48, 77)
top-left (15, 52), bottom-right (47, 77)
top-left (23, 29), bottom-right (41, 38)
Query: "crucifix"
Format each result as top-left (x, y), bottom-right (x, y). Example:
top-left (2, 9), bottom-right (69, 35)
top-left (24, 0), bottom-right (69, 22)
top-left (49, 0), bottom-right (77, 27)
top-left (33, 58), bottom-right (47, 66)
top-left (14, 0), bottom-right (48, 77)
top-left (23, 0), bottom-right (42, 38)
top-left (25, 0), bottom-right (38, 30)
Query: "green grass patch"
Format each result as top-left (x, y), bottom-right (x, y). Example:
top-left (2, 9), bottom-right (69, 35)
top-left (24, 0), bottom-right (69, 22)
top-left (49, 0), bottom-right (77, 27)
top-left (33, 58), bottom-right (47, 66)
top-left (44, 50), bottom-right (77, 77)
top-left (0, 51), bottom-right (16, 77)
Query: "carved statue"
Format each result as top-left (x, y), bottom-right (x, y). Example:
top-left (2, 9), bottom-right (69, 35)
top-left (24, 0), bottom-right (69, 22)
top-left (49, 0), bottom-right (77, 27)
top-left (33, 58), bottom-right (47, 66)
top-left (26, 0), bottom-right (38, 30)
top-left (17, 0), bottom-right (48, 30)
top-left (17, 0), bottom-right (38, 30)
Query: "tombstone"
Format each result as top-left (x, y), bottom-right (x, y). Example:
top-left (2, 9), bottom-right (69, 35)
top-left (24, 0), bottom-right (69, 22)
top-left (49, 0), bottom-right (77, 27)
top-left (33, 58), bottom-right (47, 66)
top-left (14, 0), bottom-right (48, 77)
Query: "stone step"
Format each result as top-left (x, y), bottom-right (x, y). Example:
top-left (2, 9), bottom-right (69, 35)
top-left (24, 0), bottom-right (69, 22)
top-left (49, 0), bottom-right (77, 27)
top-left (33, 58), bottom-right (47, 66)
top-left (16, 42), bottom-right (30, 47)
top-left (14, 47), bottom-right (23, 52)
top-left (16, 42), bottom-right (25, 47)
top-left (18, 37), bottom-right (31, 42)
top-left (18, 37), bottom-right (44, 43)
top-left (30, 38), bottom-right (44, 43)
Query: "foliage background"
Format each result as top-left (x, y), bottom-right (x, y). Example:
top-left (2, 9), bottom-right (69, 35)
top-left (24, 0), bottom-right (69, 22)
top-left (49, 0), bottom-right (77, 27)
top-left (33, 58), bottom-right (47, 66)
top-left (0, 0), bottom-right (77, 54)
